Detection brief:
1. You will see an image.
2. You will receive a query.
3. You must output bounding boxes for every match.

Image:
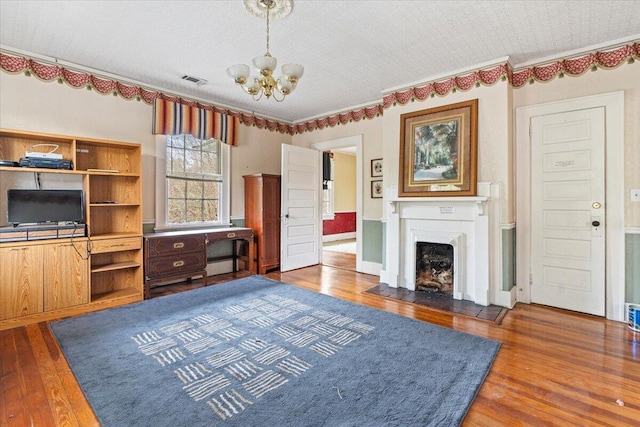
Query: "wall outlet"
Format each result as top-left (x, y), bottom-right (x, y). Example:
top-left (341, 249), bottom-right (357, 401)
top-left (631, 189), bottom-right (640, 202)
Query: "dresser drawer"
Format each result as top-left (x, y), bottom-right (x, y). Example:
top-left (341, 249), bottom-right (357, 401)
top-left (91, 237), bottom-right (141, 254)
top-left (145, 251), bottom-right (206, 278)
top-left (207, 228), bottom-right (253, 242)
top-left (145, 234), bottom-right (205, 257)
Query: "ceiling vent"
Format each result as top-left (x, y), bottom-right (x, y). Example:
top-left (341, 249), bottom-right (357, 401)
top-left (181, 75), bottom-right (208, 86)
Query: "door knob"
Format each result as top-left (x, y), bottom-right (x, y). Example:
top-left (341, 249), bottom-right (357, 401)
top-left (592, 221), bottom-right (600, 227)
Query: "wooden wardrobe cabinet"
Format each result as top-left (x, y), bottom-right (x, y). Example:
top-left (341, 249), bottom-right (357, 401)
top-left (243, 174), bottom-right (281, 274)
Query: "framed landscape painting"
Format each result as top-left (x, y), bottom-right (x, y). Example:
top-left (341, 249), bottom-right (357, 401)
top-left (398, 99), bottom-right (478, 197)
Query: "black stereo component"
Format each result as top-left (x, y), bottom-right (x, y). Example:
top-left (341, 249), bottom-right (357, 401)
top-left (19, 157), bottom-right (73, 170)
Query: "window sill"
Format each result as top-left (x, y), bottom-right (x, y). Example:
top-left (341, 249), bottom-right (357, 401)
top-left (154, 222), bottom-right (233, 232)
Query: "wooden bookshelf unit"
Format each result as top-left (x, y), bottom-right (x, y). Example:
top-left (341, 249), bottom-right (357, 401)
top-left (0, 129), bottom-right (143, 330)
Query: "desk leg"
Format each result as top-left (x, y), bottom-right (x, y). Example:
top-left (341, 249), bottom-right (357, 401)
top-left (248, 237), bottom-right (256, 274)
top-left (232, 240), bottom-right (237, 272)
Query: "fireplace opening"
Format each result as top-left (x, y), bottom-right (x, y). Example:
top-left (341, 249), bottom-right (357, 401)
top-left (416, 242), bottom-right (454, 295)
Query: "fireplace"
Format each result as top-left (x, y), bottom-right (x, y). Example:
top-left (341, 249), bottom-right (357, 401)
top-left (383, 184), bottom-right (500, 306)
top-left (409, 228), bottom-right (465, 300)
top-left (416, 242), bottom-right (453, 294)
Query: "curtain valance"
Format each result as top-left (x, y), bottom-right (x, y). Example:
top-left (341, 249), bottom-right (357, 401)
top-left (153, 99), bottom-right (238, 145)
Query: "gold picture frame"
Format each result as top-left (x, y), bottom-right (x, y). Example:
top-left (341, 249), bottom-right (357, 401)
top-left (399, 99), bottom-right (478, 197)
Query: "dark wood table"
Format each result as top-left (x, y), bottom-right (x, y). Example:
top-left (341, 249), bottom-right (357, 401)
top-left (143, 227), bottom-right (255, 298)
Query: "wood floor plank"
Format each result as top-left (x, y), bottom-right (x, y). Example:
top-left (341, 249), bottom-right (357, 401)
top-left (0, 331), bottom-right (11, 427)
top-left (0, 265), bottom-right (638, 426)
top-left (26, 323), bottom-right (99, 427)
top-left (322, 250), bottom-right (356, 271)
top-left (0, 327), bottom-right (54, 426)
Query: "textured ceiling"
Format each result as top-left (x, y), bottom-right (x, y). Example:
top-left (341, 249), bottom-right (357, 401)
top-left (1, 1), bottom-right (639, 123)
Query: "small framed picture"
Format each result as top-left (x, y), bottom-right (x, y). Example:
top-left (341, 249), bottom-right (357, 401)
top-left (371, 180), bottom-right (383, 198)
top-left (371, 158), bottom-right (383, 177)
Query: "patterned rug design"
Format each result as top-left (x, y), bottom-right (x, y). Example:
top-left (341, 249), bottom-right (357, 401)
top-left (129, 293), bottom-right (374, 420)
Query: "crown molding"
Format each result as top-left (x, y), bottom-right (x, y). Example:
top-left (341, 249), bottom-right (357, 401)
top-left (513, 35), bottom-right (640, 69)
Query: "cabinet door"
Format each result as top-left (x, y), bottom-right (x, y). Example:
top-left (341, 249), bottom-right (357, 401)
top-left (0, 246), bottom-right (44, 320)
top-left (43, 241), bottom-right (90, 310)
top-left (262, 176), bottom-right (281, 268)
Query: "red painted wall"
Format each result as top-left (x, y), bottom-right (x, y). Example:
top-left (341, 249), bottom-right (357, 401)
top-left (323, 211), bottom-right (356, 235)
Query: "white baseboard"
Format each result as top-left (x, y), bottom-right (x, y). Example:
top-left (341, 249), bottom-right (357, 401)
top-left (379, 269), bottom-right (388, 283)
top-left (323, 232), bottom-right (356, 243)
top-left (494, 288), bottom-right (517, 309)
top-left (361, 261), bottom-right (381, 277)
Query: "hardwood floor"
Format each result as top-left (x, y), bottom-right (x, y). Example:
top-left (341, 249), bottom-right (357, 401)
top-left (322, 249), bottom-right (356, 271)
top-left (2, 265), bottom-right (638, 426)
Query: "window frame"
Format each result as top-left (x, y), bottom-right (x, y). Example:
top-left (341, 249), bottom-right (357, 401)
top-left (322, 180), bottom-right (335, 220)
top-left (154, 134), bottom-right (230, 231)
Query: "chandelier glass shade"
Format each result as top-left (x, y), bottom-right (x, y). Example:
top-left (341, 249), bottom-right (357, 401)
top-left (227, 0), bottom-right (303, 102)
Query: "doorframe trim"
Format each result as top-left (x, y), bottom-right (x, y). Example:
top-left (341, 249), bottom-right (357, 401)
top-left (312, 135), bottom-right (363, 273)
top-left (515, 91), bottom-right (625, 321)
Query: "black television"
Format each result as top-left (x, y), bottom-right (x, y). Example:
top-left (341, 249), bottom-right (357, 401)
top-left (7, 189), bottom-right (85, 226)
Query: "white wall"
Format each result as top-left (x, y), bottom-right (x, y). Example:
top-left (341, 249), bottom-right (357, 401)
top-left (383, 81), bottom-right (513, 222)
top-left (513, 62), bottom-right (640, 227)
top-left (231, 125), bottom-right (291, 218)
top-left (2, 58), bottom-right (637, 229)
top-left (0, 71), bottom-right (291, 224)
top-left (292, 116), bottom-right (383, 220)
top-left (0, 71), bottom-right (156, 219)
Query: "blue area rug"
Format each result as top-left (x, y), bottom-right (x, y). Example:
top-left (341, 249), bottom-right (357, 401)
top-left (50, 276), bottom-right (500, 426)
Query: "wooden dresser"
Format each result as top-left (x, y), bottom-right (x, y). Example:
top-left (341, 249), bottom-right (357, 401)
top-left (244, 174), bottom-right (281, 274)
top-left (143, 227), bottom-right (254, 298)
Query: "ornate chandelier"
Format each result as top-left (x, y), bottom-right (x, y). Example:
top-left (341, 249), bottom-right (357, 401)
top-left (227, 0), bottom-right (303, 102)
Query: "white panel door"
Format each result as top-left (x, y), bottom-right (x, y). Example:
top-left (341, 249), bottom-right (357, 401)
top-left (531, 107), bottom-right (605, 316)
top-left (280, 144), bottom-right (320, 271)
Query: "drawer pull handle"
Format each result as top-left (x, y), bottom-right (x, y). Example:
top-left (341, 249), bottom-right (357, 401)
top-left (173, 242), bottom-right (185, 249)
top-left (227, 233), bottom-right (236, 238)
top-left (173, 260), bottom-right (185, 267)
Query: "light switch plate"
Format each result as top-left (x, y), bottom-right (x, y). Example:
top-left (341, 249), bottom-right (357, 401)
top-left (631, 189), bottom-right (640, 202)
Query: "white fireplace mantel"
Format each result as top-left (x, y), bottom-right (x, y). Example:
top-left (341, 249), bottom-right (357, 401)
top-left (383, 185), bottom-right (493, 306)
top-left (388, 196), bottom-right (488, 216)
top-left (382, 182), bottom-right (516, 309)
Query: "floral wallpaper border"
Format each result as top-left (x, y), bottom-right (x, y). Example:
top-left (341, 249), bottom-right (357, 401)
top-left (1, 42), bottom-right (638, 135)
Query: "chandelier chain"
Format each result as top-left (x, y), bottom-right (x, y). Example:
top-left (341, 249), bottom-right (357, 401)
top-left (265, 5), bottom-right (270, 55)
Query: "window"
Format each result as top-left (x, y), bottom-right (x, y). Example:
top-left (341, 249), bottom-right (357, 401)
top-left (322, 180), bottom-right (334, 220)
top-left (155, 134), bottom-right (230, 230)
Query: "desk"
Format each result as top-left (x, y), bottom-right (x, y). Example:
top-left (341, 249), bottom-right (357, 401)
top-left (143, 227), bottom-right (255, 298)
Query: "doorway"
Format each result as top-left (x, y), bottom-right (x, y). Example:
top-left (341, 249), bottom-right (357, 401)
top-left (322, 149), bottom-right (356, 271)
top-left (312, 135), bottom-right (363, 273)
top-left (515, 91), bottom-right (625, 321)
